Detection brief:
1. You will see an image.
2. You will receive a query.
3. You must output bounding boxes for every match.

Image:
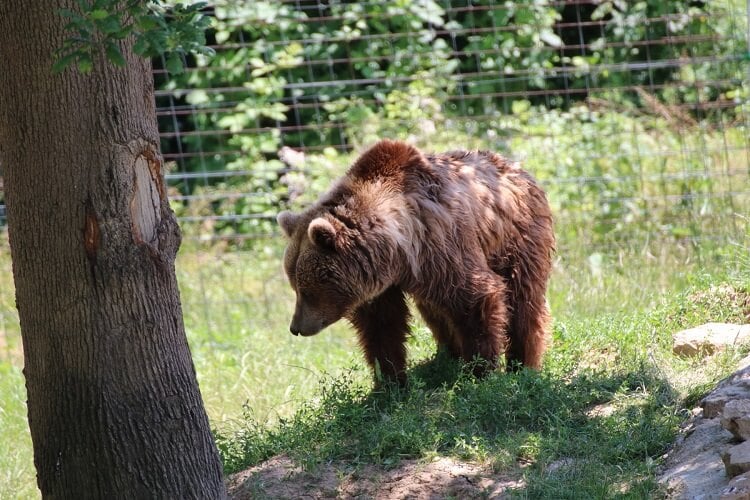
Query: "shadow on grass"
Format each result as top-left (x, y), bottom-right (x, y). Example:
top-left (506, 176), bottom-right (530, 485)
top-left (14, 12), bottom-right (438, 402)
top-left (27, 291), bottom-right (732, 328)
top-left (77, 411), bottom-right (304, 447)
top-left (217, 354), bottom-right (682, 498)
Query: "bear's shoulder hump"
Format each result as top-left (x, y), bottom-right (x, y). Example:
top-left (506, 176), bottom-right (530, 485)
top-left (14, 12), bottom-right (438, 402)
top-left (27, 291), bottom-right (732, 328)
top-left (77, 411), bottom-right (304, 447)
top-left (349, 140), bottom-right (425, 181)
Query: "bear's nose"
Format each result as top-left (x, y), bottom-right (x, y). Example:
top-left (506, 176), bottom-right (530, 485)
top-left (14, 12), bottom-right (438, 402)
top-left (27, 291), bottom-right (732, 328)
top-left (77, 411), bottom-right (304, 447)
top-left (290, 325), bottom-right (300, 336)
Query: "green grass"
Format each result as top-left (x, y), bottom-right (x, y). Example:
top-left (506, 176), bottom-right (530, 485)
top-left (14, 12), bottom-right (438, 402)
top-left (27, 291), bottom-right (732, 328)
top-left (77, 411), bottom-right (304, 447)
top-left (0, 230), bottom-right (748, 499)
top-left (175, 245), bottom-right (362, 425)
top-left (0, 362), bottom-right (36, 500)
top-left (0, 239), bottom-right (36, 500)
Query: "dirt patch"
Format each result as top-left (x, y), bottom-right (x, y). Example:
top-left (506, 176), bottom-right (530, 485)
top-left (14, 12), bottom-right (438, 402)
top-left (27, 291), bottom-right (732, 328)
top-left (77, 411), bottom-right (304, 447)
top-left (227, 455), bottom-right (523, 499)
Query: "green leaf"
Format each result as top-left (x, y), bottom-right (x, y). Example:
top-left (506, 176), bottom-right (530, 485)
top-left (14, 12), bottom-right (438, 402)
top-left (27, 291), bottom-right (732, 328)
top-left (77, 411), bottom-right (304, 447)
top-left (196, 46), bottom-right (216, 57)
top-left (137, 15), bottom-right (157, 31)
top-left (146, 31), bottom-right (168, 54)
top-left (511, 99), bottom-right (531, 115)
top-left (112, 25), bottom-right (134, 40)
top-left (89, 9), bottom-right (108, 20)
top-left (165, 52), bottom-right (184, 74)
top-left (57, 0), bottom-right (215, 74)
top-left (73, 25), bottom-right (93, 39)
top-left (96, 15), bottom-right (122, 34)
top-left (132, 35), bottom-right (150, 56)
top-left (52, 51), bottom-right (79, 74)
top-left (77, 54), bottom-right (93, 74)
top-left (105, 42), bottom-right (126, 67)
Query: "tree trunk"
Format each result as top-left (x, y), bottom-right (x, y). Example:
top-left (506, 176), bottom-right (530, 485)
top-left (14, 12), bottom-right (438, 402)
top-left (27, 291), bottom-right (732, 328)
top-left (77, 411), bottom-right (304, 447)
top-left (0, 3), bottom-right (226, 498)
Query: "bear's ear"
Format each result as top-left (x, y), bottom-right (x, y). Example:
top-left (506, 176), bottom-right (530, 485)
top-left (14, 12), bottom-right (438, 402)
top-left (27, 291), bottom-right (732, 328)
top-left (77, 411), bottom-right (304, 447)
top-left (277, 211), bottom-right (300, 237)
top-left (307, 217), bottom-right (338, 250)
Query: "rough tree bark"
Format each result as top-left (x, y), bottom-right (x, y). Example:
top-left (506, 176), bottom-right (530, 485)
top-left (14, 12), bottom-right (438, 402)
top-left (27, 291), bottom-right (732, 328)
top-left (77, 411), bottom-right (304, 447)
top-left (0, 2), bottom-right (226, 498)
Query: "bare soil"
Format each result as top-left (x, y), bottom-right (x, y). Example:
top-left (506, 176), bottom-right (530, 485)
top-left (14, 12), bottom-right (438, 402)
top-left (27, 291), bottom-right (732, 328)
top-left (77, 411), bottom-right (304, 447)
top-left (227, 455), bottom-right (523, 499)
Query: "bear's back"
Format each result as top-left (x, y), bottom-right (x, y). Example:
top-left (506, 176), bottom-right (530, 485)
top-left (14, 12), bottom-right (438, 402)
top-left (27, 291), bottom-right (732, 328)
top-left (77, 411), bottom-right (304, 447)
top-left (420, 148), bottom-right (552, 267)
top-left (310, 141), bottom-right (551, 279)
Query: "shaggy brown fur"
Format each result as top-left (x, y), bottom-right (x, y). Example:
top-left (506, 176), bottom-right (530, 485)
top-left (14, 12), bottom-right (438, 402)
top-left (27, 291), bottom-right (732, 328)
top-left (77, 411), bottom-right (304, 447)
top-left (277, 140), bottom-right (554, 385)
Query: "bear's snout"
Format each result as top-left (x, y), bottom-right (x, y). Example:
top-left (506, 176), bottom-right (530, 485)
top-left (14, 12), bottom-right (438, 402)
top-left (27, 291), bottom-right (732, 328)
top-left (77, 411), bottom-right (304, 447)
top-left (290, 298), bottom-right (336, 337)
top-left (289, 313), bottom-right (325, 337)
top-left (289, 322), bottom-right (322, 337)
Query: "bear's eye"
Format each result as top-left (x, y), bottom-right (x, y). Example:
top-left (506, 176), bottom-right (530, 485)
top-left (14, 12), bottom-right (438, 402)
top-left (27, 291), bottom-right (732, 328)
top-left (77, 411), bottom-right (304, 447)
top-left (299, 290), bottom-right (319, 307)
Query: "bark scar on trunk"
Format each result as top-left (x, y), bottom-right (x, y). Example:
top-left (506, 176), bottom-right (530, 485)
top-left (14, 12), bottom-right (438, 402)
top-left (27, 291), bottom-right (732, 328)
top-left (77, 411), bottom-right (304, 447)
top-left (130, 151), bottom-right (163, 247)
top-left (124, 140), bottom-right (180, 262)
top-left (84, 203), bottom-right (100, 261)
top-left (142, 148), bottom-right (167, 202)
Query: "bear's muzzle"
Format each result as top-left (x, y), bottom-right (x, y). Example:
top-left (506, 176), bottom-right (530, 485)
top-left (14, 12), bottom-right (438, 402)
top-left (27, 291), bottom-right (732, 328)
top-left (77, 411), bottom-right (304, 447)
top-left (289, 316), bottom-right (325, 337)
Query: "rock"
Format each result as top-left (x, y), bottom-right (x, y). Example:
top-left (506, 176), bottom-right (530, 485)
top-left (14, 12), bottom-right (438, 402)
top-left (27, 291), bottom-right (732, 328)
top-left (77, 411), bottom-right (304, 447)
top-left (721, 399), bottom-right (750, 441)
top-left (659, 417), bottom-right (735, 499)
top-left (723, 441), bottom-right (750, 478)
top-left (703, 365), bottom-right (750, 418)
top-left (545, 457), bottom-right (578, 476)
top-left (673, 323), bottom-right (750, 357)
top-left (661, 362), bottom-right (750, 498)
top-left (721, 471), bottom-right (750, 499)
top-left (585, 403), bottom-right (616, 419)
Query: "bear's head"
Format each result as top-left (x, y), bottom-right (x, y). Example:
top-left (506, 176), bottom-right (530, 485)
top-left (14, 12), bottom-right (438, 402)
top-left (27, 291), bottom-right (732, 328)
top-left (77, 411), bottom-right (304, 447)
top-left (277, 210), bottom-right (362, 336)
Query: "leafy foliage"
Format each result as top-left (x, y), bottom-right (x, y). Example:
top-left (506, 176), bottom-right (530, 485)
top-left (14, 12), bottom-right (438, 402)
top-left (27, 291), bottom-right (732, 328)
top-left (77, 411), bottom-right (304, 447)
top-left (156, 1), bottom-right (747, 242)
top-left (54, 0), bottom-right (213, 74)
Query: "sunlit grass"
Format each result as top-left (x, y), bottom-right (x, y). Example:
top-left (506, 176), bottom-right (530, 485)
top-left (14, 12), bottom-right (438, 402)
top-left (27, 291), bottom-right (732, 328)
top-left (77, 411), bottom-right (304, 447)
top-left (0, 363), bottom-right (36, 500)
top-left (176, 245), bottom-right (361, 426)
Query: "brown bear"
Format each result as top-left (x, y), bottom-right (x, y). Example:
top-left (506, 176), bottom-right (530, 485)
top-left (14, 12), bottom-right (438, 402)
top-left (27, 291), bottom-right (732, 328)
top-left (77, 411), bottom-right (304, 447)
top-left (277, 140), bottom-right (554, 385)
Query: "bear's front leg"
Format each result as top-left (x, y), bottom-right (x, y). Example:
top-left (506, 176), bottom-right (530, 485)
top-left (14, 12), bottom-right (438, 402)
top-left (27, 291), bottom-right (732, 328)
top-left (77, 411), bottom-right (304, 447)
top-left (349, 286), bottom-right (411, 386)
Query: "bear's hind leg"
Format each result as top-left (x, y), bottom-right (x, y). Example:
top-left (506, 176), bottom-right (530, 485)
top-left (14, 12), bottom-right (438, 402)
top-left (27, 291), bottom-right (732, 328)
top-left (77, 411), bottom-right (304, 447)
top-left (454, 274), bottom-right (510, 377)
top-left (349, 286), bottom-right (411, 385)
top-left (506, 283), bottom-right (550, 371)
top-left (415, 300), bottom-right (461, 359)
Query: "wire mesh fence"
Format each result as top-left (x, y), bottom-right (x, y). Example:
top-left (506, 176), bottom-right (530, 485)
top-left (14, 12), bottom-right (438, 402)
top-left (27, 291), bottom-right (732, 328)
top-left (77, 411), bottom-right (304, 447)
top-left (149, 0), bottom-right (749, 252)
top-left (0, 0), bottom-right (749, 361)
